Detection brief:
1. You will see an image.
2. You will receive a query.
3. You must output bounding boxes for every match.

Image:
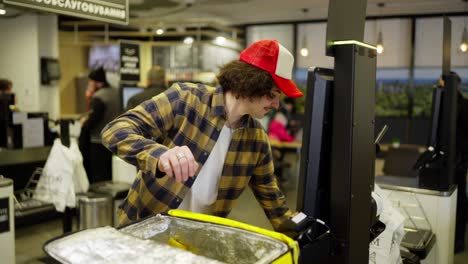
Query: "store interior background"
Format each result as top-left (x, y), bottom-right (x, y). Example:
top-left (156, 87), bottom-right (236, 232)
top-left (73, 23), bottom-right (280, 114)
top-left (1, 0), bottom-right (468, 263)
top-left (0, 0), bottom-right (467, 123)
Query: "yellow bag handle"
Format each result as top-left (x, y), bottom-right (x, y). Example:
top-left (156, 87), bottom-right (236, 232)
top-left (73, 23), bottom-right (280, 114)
top-left (168, 209), bottom-right (299, 263)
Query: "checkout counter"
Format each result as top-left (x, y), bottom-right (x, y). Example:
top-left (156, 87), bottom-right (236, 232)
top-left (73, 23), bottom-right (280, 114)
top-left (376, 144), bottom-right (456, 264)
top-left (0, 93), bottom-right (81, 227)
top-left (0, 146), bottom-right (59, 227)
top-left (376, 177), bottom-right (455, 264)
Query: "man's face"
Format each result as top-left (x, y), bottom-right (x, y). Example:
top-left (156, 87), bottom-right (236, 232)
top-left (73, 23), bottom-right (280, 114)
top-left (88, 80), bottom-right (97, 90)
top-left (245, 87), bottom-right (281, 119)
top-left (5, 85), bottom-right (12, 94)
top-left (88, 80), bottom-right (103, 91)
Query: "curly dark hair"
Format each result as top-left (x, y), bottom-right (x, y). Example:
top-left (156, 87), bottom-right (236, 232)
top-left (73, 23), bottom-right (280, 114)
top-left (217, 60), bottom-right (274, 99)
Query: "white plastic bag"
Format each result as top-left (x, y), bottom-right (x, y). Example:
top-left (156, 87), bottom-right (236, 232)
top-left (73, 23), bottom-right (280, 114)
top-left (369, 185), bottom-right (405, 264)
top-left (70, 141), bottom-right (89, 194)
top-left (34, 139), bottom-right (89, 212)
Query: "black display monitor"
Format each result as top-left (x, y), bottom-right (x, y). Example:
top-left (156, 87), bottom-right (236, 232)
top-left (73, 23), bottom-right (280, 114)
top-left (121, 85), bottom-right (144, 111)
top-left (89, 44), bottom-right (120, 72)
top-left (428, 16), bottom-right (453, 149)
top-left (296, 67), bottom-right (334, 222)
top-left (40, 57), bottom-right (61, 85)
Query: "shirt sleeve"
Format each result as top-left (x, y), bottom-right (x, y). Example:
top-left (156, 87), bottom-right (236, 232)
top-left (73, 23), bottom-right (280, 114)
top-left (101, 84), bottom-right (182, 177)
top-left (249, 135), bottom-right (293, 231)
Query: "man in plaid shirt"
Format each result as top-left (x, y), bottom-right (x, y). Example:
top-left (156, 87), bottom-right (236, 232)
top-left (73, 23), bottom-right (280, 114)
top-left (102, 40), bottom-right (303, 232)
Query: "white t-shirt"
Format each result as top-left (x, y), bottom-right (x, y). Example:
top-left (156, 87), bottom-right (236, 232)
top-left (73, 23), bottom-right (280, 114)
top-left (178, 125), bottom-right (233, 214)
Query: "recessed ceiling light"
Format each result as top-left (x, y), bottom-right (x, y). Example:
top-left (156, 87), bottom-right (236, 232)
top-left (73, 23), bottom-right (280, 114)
top-left (183, 36), bottom-right (194, 45)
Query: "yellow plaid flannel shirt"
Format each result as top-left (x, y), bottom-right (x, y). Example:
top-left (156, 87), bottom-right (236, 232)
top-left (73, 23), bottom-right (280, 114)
top-left (101, 82), bottom-right (292, 231)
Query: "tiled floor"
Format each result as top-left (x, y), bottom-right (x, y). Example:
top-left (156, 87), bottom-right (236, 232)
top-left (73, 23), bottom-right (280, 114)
top-left (13, 157), bottom-right (468, 263)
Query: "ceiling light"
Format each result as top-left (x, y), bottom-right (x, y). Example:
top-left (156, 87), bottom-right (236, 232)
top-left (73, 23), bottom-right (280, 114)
top-left (215, 36), bottom-right (226, 45)
top-left (0, 4), bottom-right (6, 15)
top-left (460, 27), bottom-right (468, 53)
top-left (155, 28), bottom-right (164, 35)
top-left (183, 36), bottom-right (194, 45)
top-left (376, 31), bottom-right (384, 54)
top-left (376, 3), bottom-right (385, 54)
top-left (300, 8), bottom-right (309, 57)
top-left (460, 0), bottom-right (468, 53)
top-left (300, 33), bottom-right (309, 57)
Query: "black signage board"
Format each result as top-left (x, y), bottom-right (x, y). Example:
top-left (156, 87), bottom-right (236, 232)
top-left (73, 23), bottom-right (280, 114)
top-left (0, 197), bottom-right (10, 233)
top-left (120, 41), bottom-right (140, 82)
top-left (4, 0), bottom-right (129, 25)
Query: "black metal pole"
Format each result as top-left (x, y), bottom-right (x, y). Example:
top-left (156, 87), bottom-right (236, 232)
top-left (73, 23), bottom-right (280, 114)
top-left (329, 43), bottom-right (376, 263)
top-left (59, 119), bottom-right (73, 233)
top-left (439, 73), bottom-right (458, 190)
top-left (59, 119), bottom-right (71, 148)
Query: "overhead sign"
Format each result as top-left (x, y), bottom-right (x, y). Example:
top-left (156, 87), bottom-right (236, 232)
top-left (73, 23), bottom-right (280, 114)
top-left (120, 41), bottom-right (140, 82)
top-left (4, 0), bottom-right (129, 25)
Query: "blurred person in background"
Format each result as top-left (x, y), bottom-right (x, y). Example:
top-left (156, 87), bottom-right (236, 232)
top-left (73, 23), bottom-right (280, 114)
top-left (0, 78), bottom-right (18, 112)
top-left (0, 79), bottom-right (13, 95)
top-left (268, 97), bottom-right (297, 142)
top-left (126, 66), bottom-right (167, 110)
top-left (79, 67), bottom-right (119, 183)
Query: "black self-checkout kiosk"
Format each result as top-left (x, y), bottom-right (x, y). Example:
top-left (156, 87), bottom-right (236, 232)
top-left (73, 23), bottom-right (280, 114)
top-left (414, 72), bottom-right (459, 191)
top-left (286, 0), bottom-right (381, 263)
top-left (374, 17), bottom-right (457, 263)
top-left (293, 49), bottom-right (379, 263)
top-left (414, 17), bottom-right (458, 192)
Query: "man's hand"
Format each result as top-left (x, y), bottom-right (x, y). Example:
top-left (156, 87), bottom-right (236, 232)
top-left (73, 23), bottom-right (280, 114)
top-left (158, 146), bottom-right (199, 182)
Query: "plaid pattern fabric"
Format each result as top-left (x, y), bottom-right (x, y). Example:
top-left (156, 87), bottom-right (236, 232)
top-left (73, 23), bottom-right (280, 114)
top-left (101, 82), bottom-right (292, 231)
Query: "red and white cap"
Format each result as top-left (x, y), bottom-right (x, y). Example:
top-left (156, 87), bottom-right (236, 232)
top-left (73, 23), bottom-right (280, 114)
top-left (240, 40), bottom-right (303, 98)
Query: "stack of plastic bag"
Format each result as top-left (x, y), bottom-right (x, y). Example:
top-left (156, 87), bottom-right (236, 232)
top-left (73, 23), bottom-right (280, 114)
top-left (34, 138), bottom-right (89, 212)
top-left (369, 185), bottom-right (406, 264)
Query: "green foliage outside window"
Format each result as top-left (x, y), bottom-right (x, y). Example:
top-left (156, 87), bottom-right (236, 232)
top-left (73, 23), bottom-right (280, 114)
top-left (375, 81), bottom-right (409, 117)
top-left (412, 84), bottom-right (434, 117)
top-left (375, 81), bottom-right (436, 118)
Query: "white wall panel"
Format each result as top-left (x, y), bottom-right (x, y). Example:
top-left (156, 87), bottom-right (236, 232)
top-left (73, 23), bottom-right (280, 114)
top-left (0, 15), bottom-right (40, 112)
top-left (297, 22), bottom-right (333, 69)
top-left (201, 40), bottom-right (241, 72)
top-left (415, 17), bottom-right (443, 67)
top-left (246, 24), bottom-right (294, 52)
top-left (0, 14), bottom-right (60, 118)
top-left (38, 15), bottom-right (60, 119)
top-left (364, 18), bottom-right (412, 68)
top-left (449, 16), bottom-right (468, 67)
top-left (284, 18), bottom-right (413, 70)
top-left (415, 17), bottom-right (468, 67)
